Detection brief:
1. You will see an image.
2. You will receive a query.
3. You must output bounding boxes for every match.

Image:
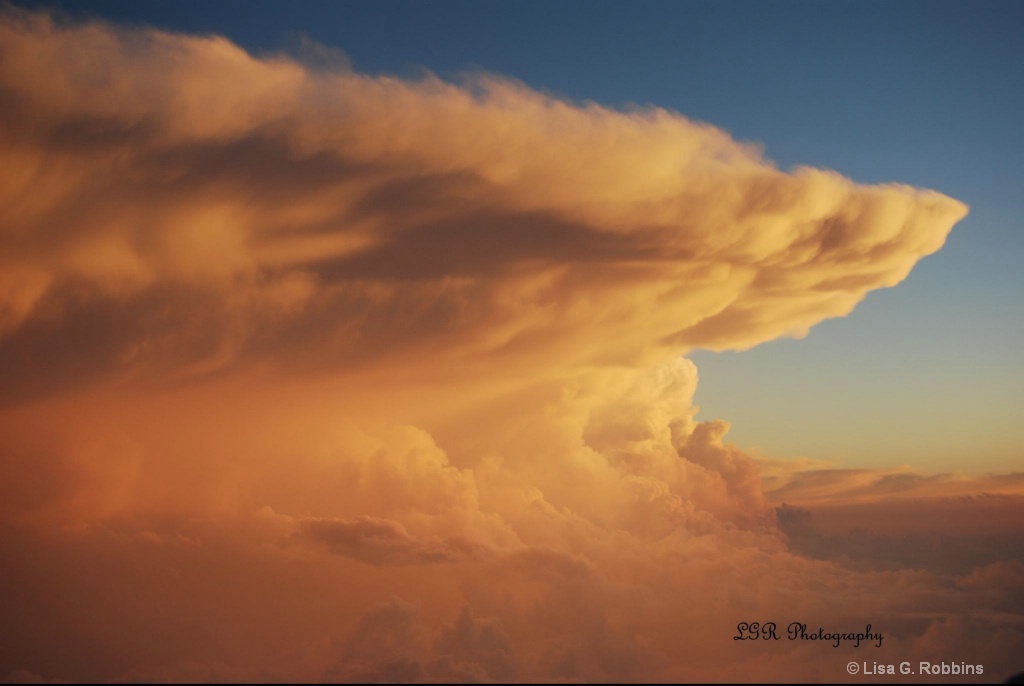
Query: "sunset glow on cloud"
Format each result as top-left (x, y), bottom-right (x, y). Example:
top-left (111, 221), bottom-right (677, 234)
top-left (0, 7), bottom-right (1021, 683)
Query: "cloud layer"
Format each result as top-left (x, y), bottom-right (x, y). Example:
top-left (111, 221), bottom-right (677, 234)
top-left (2, 7), bottom-right (1019, 684)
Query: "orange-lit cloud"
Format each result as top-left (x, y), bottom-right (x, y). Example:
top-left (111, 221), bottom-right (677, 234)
top-left (0, 7), bottom-right (968, 398)
top-left (1, 7), bottom-right (1019, 684)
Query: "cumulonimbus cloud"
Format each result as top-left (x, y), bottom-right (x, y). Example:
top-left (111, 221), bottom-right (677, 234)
top-left (0, 6), bottom-right (967, 399)
top-left (2, 7), bottom-right (1019, 685)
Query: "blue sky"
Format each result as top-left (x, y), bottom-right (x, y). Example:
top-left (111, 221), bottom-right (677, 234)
top-left (22, 0), bottom-right (1023, 472)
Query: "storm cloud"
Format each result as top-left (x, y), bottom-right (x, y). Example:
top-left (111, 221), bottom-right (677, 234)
top-left (1, 7), bottom-right (1018, 684)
